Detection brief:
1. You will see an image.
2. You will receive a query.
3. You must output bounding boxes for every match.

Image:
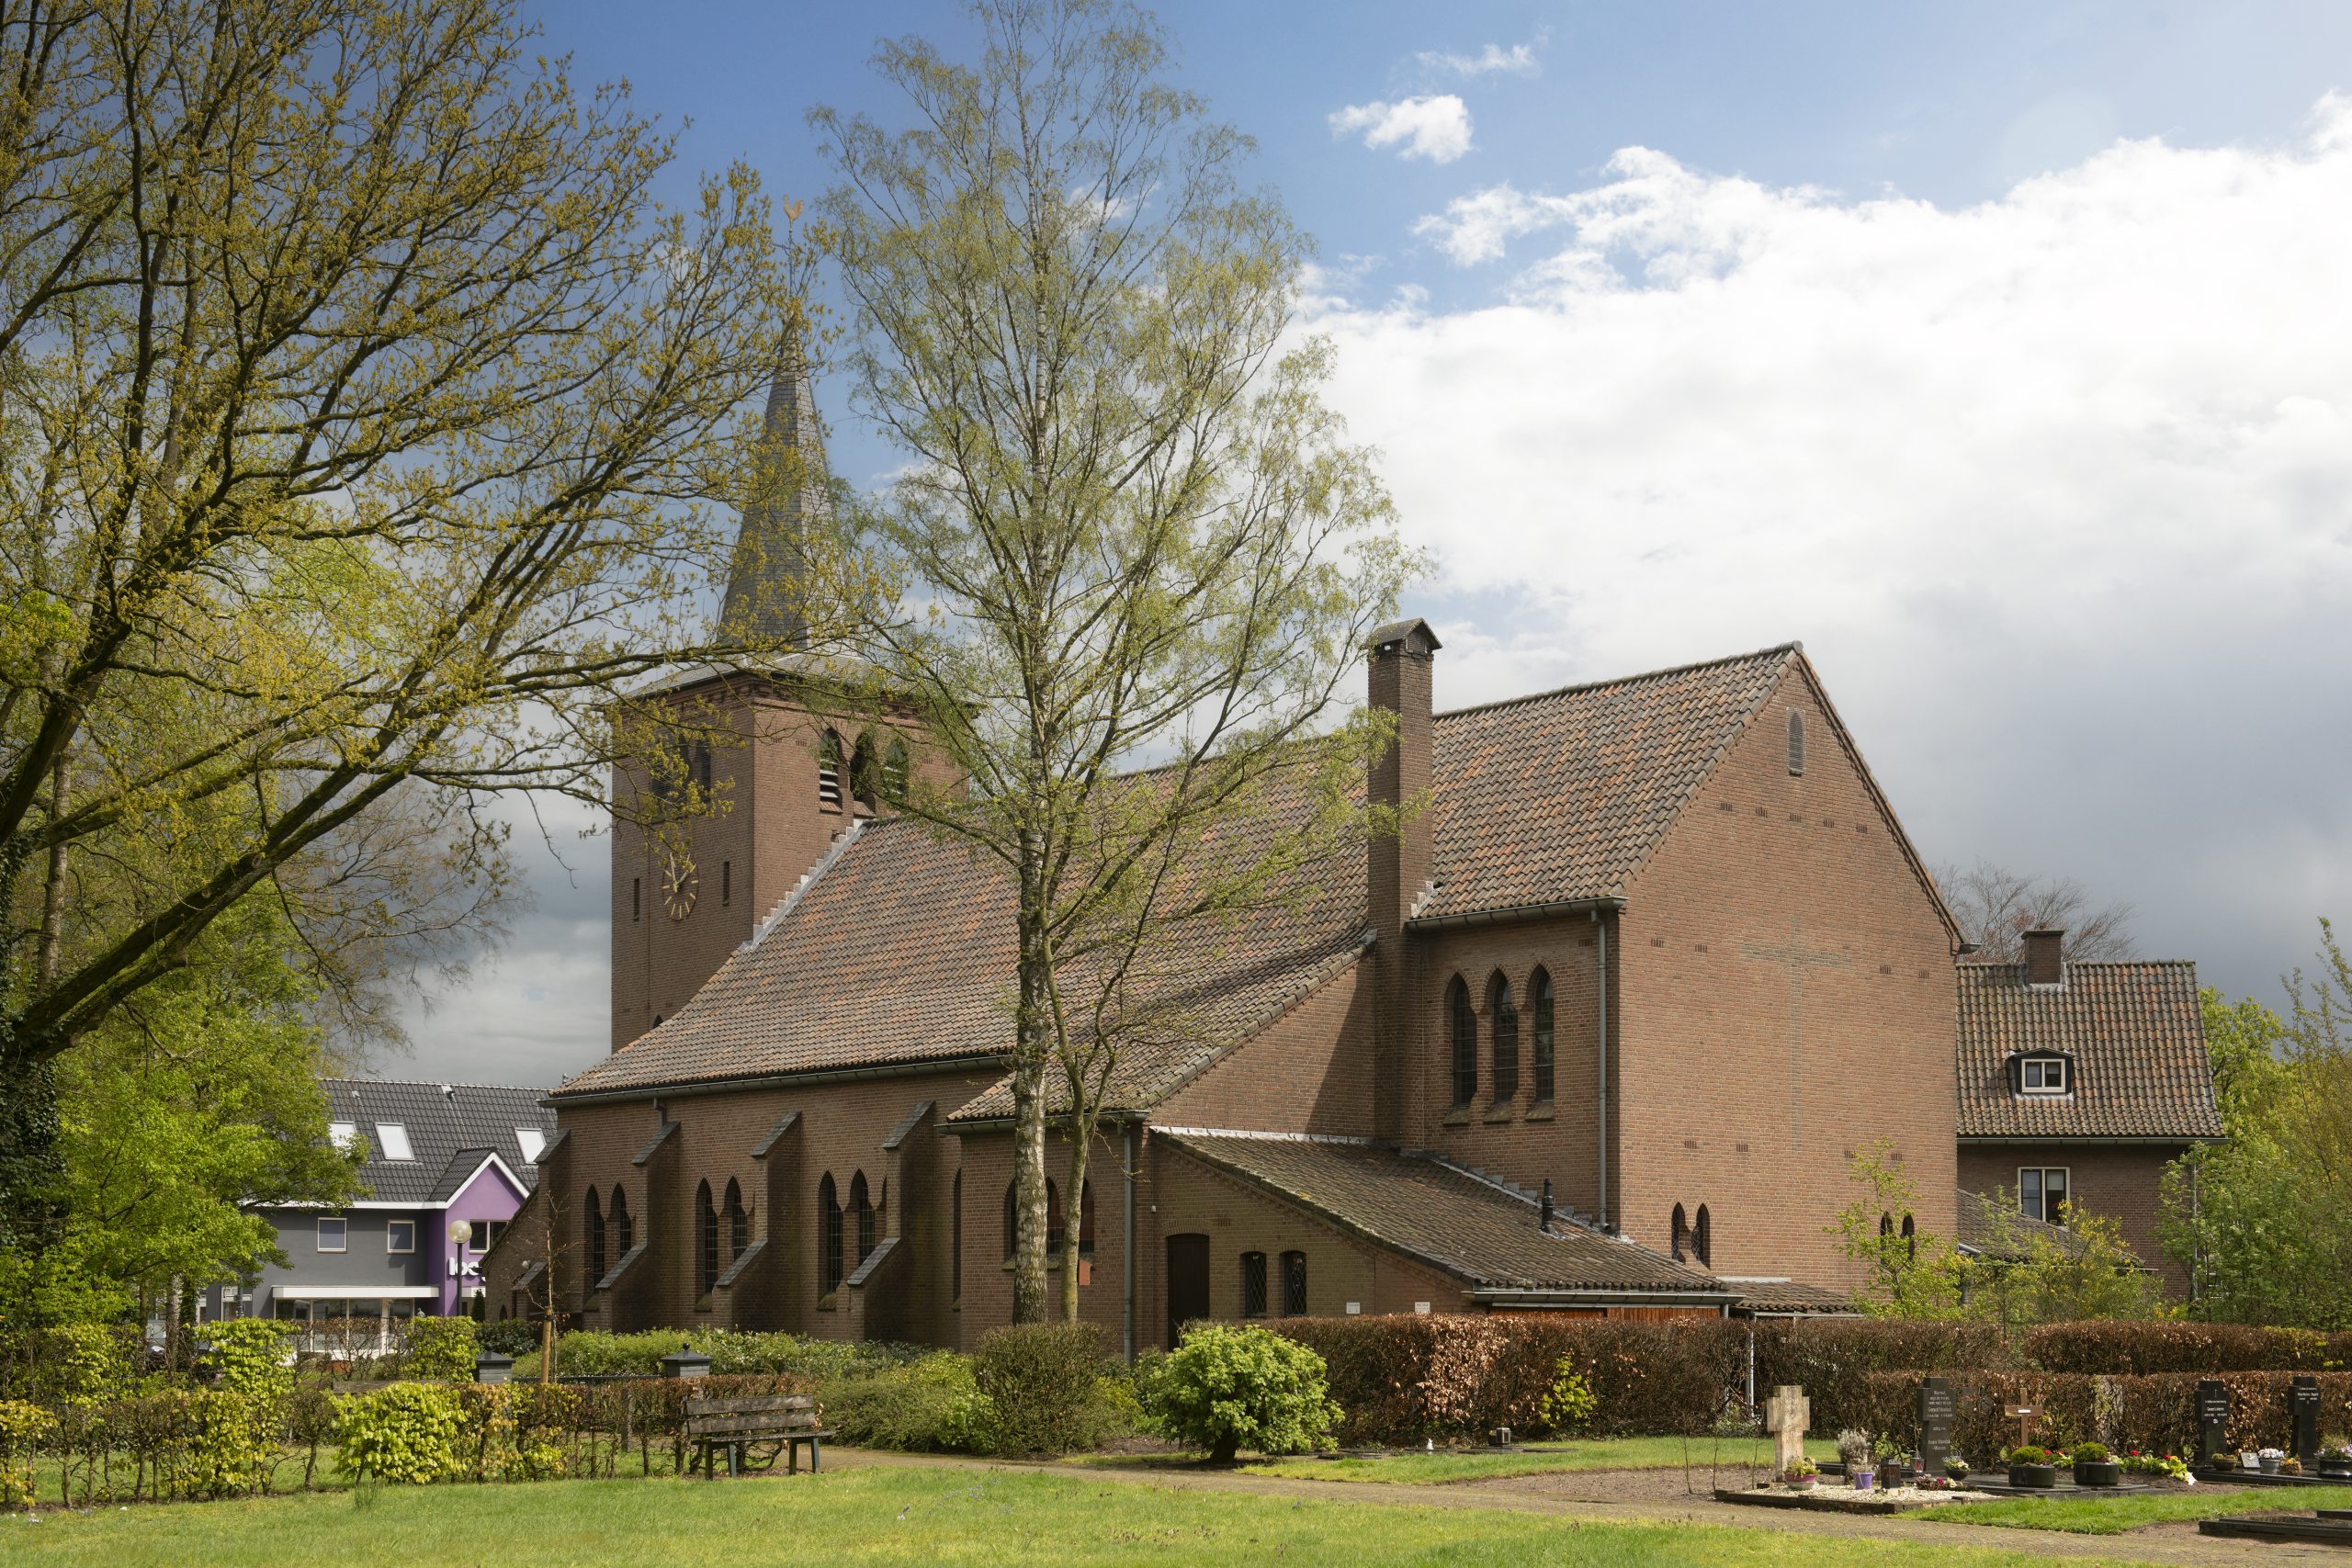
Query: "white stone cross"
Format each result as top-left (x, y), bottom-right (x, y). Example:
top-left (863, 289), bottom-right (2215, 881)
top-left (1765, 1384), bottom-right (1812, 1477)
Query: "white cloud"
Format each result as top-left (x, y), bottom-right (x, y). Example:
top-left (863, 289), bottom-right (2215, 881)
top-left (1329, 96), bottom-right (1475, 164)
top-left (1313, 95), bottom-right (2352, 1002)
top-left (1417, 34), bottom-right (1545, 79)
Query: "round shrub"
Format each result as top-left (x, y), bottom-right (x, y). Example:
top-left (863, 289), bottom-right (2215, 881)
top-left (404, 1316), bottom-right (480, 1381)
top-left (336, 1382), bottom-right (465, 1484)
top-left (1142, 1322), bottom-right (1340, 1464)
top-left (972, 1323), bottom-right (1119, 1456)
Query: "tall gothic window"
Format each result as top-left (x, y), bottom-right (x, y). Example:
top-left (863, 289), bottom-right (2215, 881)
top-left (1671, 1202), bottom-right (1690, 1262)
top-left (1077, 1179), bottom-right (1096, 1260)
top-left (850, 731), bottom-right (876, 809)
top-left (724, 1179), bottom-right (748, 1262)
top-left (696, 1180), bottom-right (718, 1296)
top-left (1044, 1179), bottom-right (1063, 1255)
top-left (1240, 1251), bottom-right (1269, 1318)
top-left (851, 1171), bottom-right (876, 1264)
top-left (609, 1187), bottom-right (633, 1255)
top-left (1448, 976), bottom-right (1477, 1108)
top-left (818, 729), bottom-right (844, 807)
top-left (884, 737), bottom-right (910, 800)
top-left (1531, 967), bottom-right (1555, 1101)
top-left (1488, 973), bottom-right (1520, 1103)
top-left (818, 1174), bottom-right (842, 1296)
top-left (951, 1170), bottom-right (964, 1302)
top-left (1281, 1251), bottom-right (1307, 1316)
top-left (1693, 1204), bottom-right (1713, 1267)
top-left (1001, 1179), bottom-right (1018, 1262)
top-left (585, 1188), bottom-right (605, 1285)
top-left (1787, 709), bottom-right (1806, 775)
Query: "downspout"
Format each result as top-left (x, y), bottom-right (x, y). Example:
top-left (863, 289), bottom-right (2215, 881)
top-left (1594, 908), bottom-right (1610, 1233)
top-left (1123, 1123), bottom-right (1137, 1363)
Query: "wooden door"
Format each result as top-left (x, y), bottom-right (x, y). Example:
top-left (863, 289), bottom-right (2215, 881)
top-left (1165, 1233), bottom-right (1210, 1348)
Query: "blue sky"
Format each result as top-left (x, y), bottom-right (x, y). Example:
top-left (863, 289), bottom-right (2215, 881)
top-left (397, 1), bottom-right (2352, 1083)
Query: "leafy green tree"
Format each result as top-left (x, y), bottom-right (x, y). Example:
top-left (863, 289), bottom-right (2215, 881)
top-left (0, 0), bottom-right (808, 1224)
top-left (1829, 1138), bottom-right (1965, 1317)
top-left (2163, 929), bottom-right (2352, 1326)
top-left (808, 0), bottom-right (1415, 1321)
top-left (1964, 1193), bottom-right (2158, 1325)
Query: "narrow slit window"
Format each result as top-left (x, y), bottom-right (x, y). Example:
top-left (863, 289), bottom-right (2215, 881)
top-left (1531, 968), bottom-right (1555, 1101)
top-left (1787, 710), bottom-right (1806, 775)
top-left (1448, 976), bottom-right (1476, 1108)
top-left (1488, 973), bottom-right (1519, 1104)
top-left (818, 730), bottom-right (844, 807)
top-left (1240, 1251), bottom-right (1269, 1318)
top-left (1281, 1251), bottom-right (1307, 1316)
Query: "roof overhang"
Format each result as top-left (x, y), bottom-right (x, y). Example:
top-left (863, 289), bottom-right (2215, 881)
top-left (552, 1051), bottom-right (1004, 1107)
top-left (1407, 895), bottom-right (1624, 933)
top-left (1467, 1287), bottom-right (1736, 1310)
top-left (1958, 1134), bottom-right (2215, 1146)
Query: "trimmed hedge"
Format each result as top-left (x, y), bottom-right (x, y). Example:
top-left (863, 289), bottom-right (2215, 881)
top-left (1845, 1369), bottom-right (2352, 1461)
top-left (2024, 1321), bottom-right (2352, 1375)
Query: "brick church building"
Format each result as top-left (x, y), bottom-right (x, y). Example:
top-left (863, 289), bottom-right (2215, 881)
top-left (484, 357), bottom-right (2219, 1348)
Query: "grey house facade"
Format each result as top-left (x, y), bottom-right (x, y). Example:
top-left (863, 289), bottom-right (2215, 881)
top-left (204, 1081), bottom-right (554, 1333)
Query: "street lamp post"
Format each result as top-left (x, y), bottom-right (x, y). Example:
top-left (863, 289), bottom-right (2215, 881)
top-left (447, 1220), bottom-right (473, 1317)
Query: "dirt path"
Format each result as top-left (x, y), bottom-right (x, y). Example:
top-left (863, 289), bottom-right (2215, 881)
top-left (831, 1449), bottom-right (2348, 1567)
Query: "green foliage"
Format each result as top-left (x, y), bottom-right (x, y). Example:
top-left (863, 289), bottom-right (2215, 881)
top-left (1965, 1199), bottom-right (2161, 1325)
top-left (971, 1324), bottom-right (1125, 1457)
top-left (517, 1327), bottom-right (918, 1382)
top-left (474, 1318), bottom-right (543, 1358)
top-left (1537, 1359), bottom-right (1598, 1434)
top-left (2069, 1441), bottom-right (2111, 1462)
top-left (822, 1351), bottom-right (992, 1452)
top-left (336, 1383), bottom-right (465, 1485)
top-left (2006, 1444), bottom-right (2054, 1465)
top-left (2165, 942), bottom-right (2352, 1328)
top-left (202, 1318), bottom-right (295, 1405)
top-left (1140, 1322), bottom-right (1340, 1464)
top-left (404, 1316), bottom-right (479, 1380)
top-left (39, 1323), bottom-right (130, 1405)
top-left (176, 1390), bottom-right (280, 1497)
top-left (0, 1398), bottom-right (54, 1510)
top-left (1827, 1138), bottom-right (1965, 1317)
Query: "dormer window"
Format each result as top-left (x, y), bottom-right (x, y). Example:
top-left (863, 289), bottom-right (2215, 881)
top-left (2016, 1055), bottom-right (2069, 1096)
top-left (376, 1122), bottom-right (413, 1160)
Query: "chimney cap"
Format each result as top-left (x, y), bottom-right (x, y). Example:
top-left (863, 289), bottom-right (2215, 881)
top-left (1367, 616), bottom-right (1442, 654)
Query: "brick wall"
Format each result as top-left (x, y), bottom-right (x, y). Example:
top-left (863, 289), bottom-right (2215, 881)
top-left (1613, 663), bottom-right (1958, 1288)
top-left (1156, 962), bottom-right (1375, 1134)
top-left (1960, 1142), bottom-right (2191, 1294)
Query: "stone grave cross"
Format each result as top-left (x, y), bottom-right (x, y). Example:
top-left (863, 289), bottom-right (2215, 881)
top-left (1765, 1384), bottom-right (1811, 1476)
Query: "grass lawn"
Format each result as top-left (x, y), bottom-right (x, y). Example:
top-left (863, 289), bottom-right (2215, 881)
top-left (3, 1463), bottom-right (2177, 1567)
top-left (1229, 1435), bottom-right (1841, 1484)
top-left (1912, 1482), bottom-right (2352, 1536)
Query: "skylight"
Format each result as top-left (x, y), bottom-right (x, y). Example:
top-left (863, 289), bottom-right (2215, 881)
top-left (515, 1127), bottom-right (546, 1164)
top-left (328, 1122), bottom-right (360, 1152)
top-left (377, 1122), bottom-right (414, 1160)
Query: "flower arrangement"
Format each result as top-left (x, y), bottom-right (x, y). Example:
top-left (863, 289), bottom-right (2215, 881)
top-left (1835, 1428), bottom-right (1874, 1470)
top-left (2069, 1442), bottom-right (2111, 1463)
top-left (2120, 1450), bottom-right (2190, 1482)
top-left (2005, 1445), bottom-right (2054, 1466)
top-left (2279, 1456), bottom-right (2303, 1475)
top-left (1781, 1457), bottom-right (1819, 1486)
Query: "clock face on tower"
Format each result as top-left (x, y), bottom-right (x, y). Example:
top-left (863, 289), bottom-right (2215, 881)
top-left (662, 851), bottom-right (699, 919)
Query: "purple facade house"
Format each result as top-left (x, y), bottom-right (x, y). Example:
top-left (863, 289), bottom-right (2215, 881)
top-left (202, 1080), bottom-right (553, 1337)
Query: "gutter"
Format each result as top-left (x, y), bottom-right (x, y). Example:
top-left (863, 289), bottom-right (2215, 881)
top-left (1123, 1124), bottom-right (1137, 1364)
top-left (1467, 1286), bottom-right (1738, 1309)
top-left (552, 1052), bottom-right (1005, 1108)
top-left (1595, 907), bottom-right (1611, 1233)
top-left (1957, 1134), bottom-right (2218, 1146)
top-left (1406, 894), bottom-right (1624, 932)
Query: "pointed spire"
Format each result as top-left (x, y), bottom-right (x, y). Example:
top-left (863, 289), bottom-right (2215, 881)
top-left (720, 323), bottom-right (827, 649)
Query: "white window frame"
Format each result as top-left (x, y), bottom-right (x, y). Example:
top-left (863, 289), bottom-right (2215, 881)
top-left (2018, 1167), bottom-right (2071, 1227)
top-left (328, 1121), bottom-right (360, 1152)
top-left (317, 1216), bottom-right (348, 1253)
top-left (2018, 1055), bottom-right (2070, 1095)
top-left (469, 1220), bottom-right (503, 1253)
top-left (386, 1219), bottom-right (416, 1254)
top-left (376, 1122), bottom-right (413, 1160)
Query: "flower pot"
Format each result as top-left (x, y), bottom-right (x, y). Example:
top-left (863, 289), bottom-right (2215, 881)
top-left (1945, 1465), bottom-right (1972, 1483)
top-left (2007, 1463), bottom-right (2058, 1489)
top-left (2317, 1461), bottom-right (2352, 1479)
top-left (2258, 1454), bottom-right (2282, 1474)
top-left (1850, 1469), bottom-right (1875, 1492)
top-left (2073, 1461), bottom-right (2121, 1488)
top-left (1784, 1477), bottom-right (1817, 1492)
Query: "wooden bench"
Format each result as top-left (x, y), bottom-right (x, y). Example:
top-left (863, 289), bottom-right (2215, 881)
top-left (684, 1393), bottom-right (833, 1478)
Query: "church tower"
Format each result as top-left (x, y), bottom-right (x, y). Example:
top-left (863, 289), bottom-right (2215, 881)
top-left (607, 333), bottom-right (920, 1052)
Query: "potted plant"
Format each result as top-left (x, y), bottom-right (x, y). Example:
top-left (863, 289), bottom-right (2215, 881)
top-left (1781, 1458), bottom-right (1819, 1491)
top-left (2007, 1445), bottom-right (2059, 1489)
top-left (2258, 1447), bottom-right (2285, 1474)
top-left (2121, 1451), bottom-right (2190, 1484)
top-left (2071, 1441), bottom-right (2120, 1488)
top-left (2316, 1440), bottom-right (2352, 1479)
top-left (1873, 1434), bottom-right (1911, 1487)
top-left (1946, 1457), bottom-right (1972, 1483)
top-left (1837, 1428), bottom-right (1875, 1491)
top-left (2278, 1455), bottom-right (2303, 1475)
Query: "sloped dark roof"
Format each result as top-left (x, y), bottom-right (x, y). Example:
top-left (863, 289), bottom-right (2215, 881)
top-left (1162, 1131), bottom-right (1730, 1298)
top-left (1954, 1188), bottom-right (2130, 1264)
top-left (1722, 1278), bottom-right (1855, 1315)
top-left (1418, 646), bottom-right (1796, 920)
top-left (560, 644), bottom-right (1837, 1107)
top-left (323, 1080), bottom-right (551, 1205)
top-left (1955, 962), bottom-right (2221, 1140)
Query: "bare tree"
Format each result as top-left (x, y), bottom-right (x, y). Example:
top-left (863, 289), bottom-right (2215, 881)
top-left (1937, 860), bottom-right (2137, 964)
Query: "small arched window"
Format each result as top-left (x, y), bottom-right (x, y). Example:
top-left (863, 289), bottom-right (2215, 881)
top-left (696, 1179), bottom-right (718, 1296)
top-left (724, 1178), bottom-right (748, 1262)
top-left (883, 737), bottom-right (910, 800)
top-left (818, 1173), bottom-right (842, 1296)
top-left (1693, 1203), bottom-right (1713, 1268)
top-left (1488, 973), bottom-right (1519, 1104)
top-left (609, 1186), bottom-right (633, 1255)
top-left (1281, 1250), bottom-right (1307, 1316)
top-left (850, 1171), bottom-right (876, 1264)
top-left (1447, 976), bottom-right (1476, 1108)
top-left (818, 729), bottom-right (844, 807)
top-left (1240, 1251), bottom-right (1269, 1318)
top-left (1787, 710), bottom-right (1806, 776)
top-left (584, 1187), bottom-right (606, 1285)
top-left (1531, 967), bottom-right (1555, 1102)
top-left (1671, 1202), bottom-right (1690, 1262)
top-left (850, 731), bottom-right (876, 809)
top-left (951, 1170), bottom-right (964, 1302)
top-left (1900, 1213), bottom-right (1916, 1260)
top-left (1879, 1212), bottom-right (1894, 1242)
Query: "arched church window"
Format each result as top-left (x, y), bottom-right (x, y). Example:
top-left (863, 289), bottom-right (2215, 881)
top-left (696, 1180), bottom-right (718, 1296)
top-left (1531, 967), bottom-right (1555, 1102)
top-left (610, 1187), bottom-right (633, 1255)
top-left (1788, 710), bottom-right (1806, 776)
top-left (818, 729), bottom-right (844, 807)
top-left (1694, 1203), bottom-right (1713, 1267)
top-left (725, 1178), bottom-right (748, 1262)
top-left (819, 1174), bottom-right (842, 1296)
top-left (851, 1171), bottom-right (875, 1265)
top-left (1488, 973), bottom-right (1519, 1103)
top-left (585, 1188), bottom-right (605, 1284)
top-left (884, 737), bottom-right (910, 799)
top-left (1671, 1202), bottom-right (1690, 1262)
top-left (1448, 976), bottom-right (1476, 1108)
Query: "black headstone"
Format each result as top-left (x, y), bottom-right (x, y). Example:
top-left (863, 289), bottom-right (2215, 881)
top-left (1917, 1376), bottom-right (1956, 1472)
top-left (2293, 1377), bottom-right (2324, 1465)
top-left (2196, 1380), bottom-right (2231, 1469)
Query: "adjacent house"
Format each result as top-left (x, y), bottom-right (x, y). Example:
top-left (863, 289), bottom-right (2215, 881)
top-left (205, 1079), bottom-right (554, 1336)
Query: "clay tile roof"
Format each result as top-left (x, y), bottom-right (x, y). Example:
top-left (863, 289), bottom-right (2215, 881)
top-left (1721, 1278), bottom-right (1856, 1315)
top-left (1955, 961), bottom-right (2222, 1140)
top-left (1161, 1131), bottom-right (1731, 1297)
top-left (557, 801), bottom-right (1372, 1105)
top-left (1953, 1188), bottom-right (2132, 1264)
top-left (1419, 646), bottom-right (1797, 921)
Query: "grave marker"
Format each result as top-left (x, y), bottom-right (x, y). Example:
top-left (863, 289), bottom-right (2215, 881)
top-left (1918, 1377), bottom-right (1955, 1473)
top-left (2292, 1377), bottom-right (2323, 1465)
top-left (1764, 1384), bottom-right (1811, 1478)
top-left (2005, 1404), bottom-right (2036, 1452)
top-left (2197, 1380), bottom-right (2231, 1470)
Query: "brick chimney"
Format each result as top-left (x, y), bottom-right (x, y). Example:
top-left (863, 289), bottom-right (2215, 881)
top-left (1367, 616), bottom-right (1439, 1138)
top-left (2021, 927), bottom-right (2064, 987)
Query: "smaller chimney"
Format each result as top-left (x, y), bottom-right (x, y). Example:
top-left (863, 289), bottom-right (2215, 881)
top-left (1539, 1179), bottom-right (1555, 1235)
top-left (2021, 928), bottom-right (2064, 987)
top-left (1367, 615), bottom-right (1439, 1140)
